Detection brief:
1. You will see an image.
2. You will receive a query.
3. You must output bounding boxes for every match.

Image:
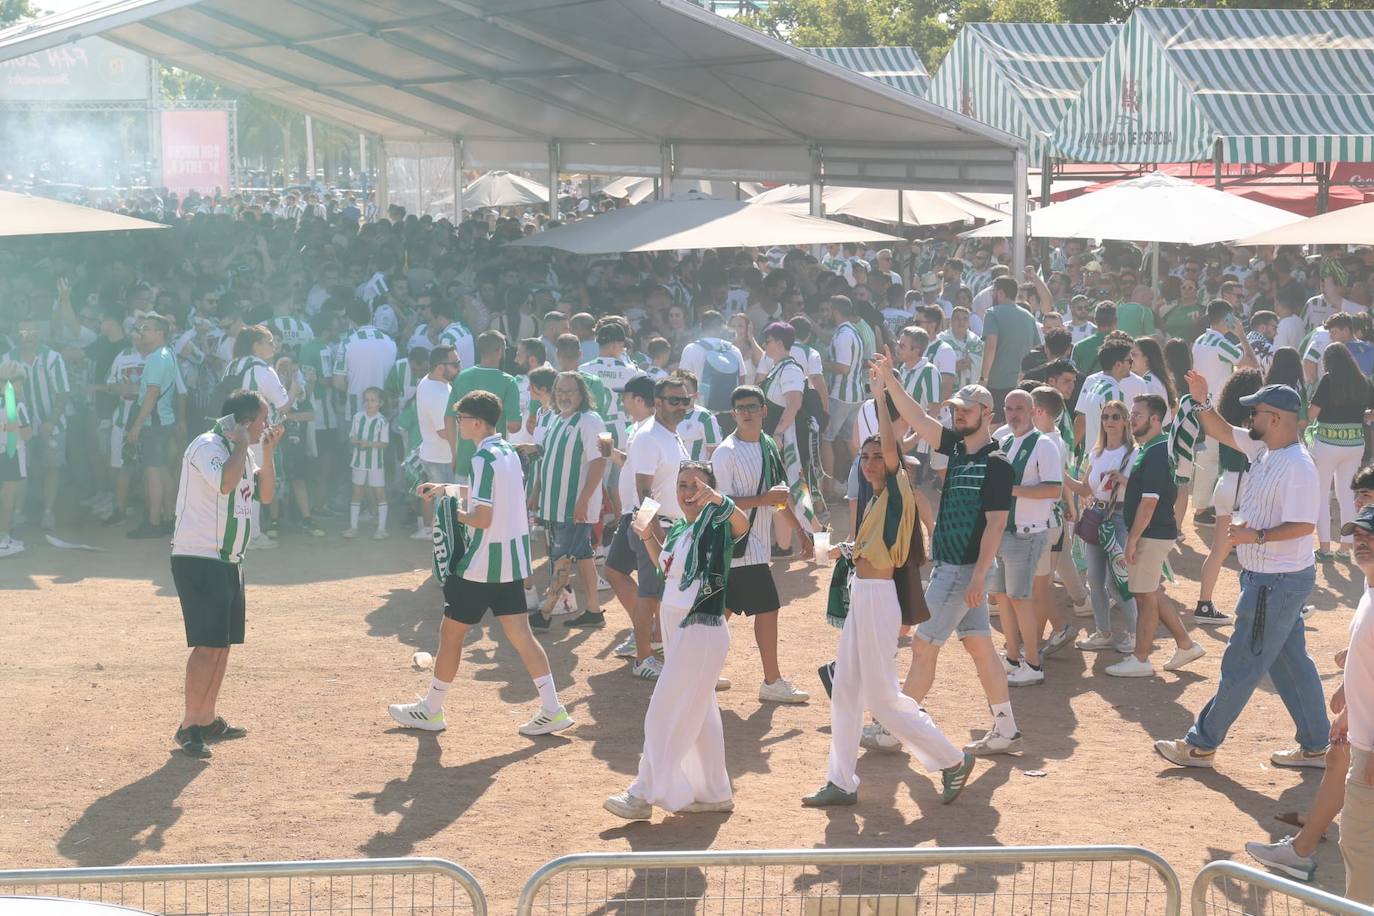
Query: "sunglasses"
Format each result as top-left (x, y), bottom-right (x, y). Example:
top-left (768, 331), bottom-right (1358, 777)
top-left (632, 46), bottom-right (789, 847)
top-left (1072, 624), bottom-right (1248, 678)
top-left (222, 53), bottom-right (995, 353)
top-left (661, 396), bottom-right (692, 407)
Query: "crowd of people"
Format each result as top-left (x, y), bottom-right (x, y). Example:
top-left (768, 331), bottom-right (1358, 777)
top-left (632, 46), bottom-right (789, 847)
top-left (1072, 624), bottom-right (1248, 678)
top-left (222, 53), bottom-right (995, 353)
top-left (1, 191), bottom-right (1372, 902)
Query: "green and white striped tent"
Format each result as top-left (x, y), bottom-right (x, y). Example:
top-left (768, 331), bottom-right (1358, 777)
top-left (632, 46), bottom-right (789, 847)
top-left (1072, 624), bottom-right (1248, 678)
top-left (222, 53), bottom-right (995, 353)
top-left (801, 46), bottom-right (929, 96)
top-left (926, 23), bottom-right (1119, 163)
top-left (1054, 7), bottom-right (1374, 164)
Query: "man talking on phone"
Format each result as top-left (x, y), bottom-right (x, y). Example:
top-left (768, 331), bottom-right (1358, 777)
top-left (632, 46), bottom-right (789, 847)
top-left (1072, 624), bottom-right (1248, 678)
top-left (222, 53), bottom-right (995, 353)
top-left (169, 390), bottom-right (281, 759)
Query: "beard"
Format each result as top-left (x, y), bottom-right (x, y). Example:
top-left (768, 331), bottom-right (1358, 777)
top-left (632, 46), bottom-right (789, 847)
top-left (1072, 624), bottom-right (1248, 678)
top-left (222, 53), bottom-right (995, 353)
top-left (1248, 427), bottom-right (1265, 441)
top-left (954, 419), bottom-right (982, 437)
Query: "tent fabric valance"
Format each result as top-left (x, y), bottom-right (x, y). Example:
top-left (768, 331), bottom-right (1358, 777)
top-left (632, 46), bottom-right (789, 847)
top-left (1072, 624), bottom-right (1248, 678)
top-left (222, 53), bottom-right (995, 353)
top-left (1054, 7), bottom-right (1374, 164)
top-left (926, 23), bottom-right (1119, 164)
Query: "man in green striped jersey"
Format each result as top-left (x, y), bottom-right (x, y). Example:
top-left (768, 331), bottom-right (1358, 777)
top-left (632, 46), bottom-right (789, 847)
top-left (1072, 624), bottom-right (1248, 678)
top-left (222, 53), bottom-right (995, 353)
top-left (170, 390), bottom-right (281, 759)
top-left (674, 370), bottom-right (723, 461)
top-left (580, 320), bottom-right (639, 447)
top-left (821, 295), bottom-right (871, 487)
top-left (389, 391), bottom-right (573, 737)
top-left (6, 317), bottom-right (70, 533)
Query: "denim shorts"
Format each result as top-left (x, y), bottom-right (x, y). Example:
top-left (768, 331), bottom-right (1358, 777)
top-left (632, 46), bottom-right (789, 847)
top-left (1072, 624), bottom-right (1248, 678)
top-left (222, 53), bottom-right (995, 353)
top-left (422, 460), bottom-right (455, 485)
top-left (606, 513), bottom-right (665, 597)
top-left (988, 529), bottom-right (1050, 600)
top-left (915, 562), bottom-right (993, 646)
top-left (548, 521), bottom-right (594, 562)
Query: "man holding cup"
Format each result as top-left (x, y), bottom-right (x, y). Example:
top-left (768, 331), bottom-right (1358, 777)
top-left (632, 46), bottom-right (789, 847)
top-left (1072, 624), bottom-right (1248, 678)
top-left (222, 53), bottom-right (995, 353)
top-left (711, 385), bottom-right (812, 704)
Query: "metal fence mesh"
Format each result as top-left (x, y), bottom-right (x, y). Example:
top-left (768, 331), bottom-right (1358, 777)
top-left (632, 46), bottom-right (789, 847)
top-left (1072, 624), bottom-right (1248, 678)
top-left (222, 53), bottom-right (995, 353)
top-left (522, 853), bottom-right (1178, 915)
top-left (1192, 866), bottom-right (1374, 916)
top-left (0, 861), bottom-right (484, 916)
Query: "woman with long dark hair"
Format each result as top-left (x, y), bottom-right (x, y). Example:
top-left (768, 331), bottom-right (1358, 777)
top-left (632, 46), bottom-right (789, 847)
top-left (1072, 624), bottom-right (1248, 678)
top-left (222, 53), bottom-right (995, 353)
top-left (1132, 336), bottom-right (1177, 414)
top-left (1266, 346), bottom-right (1307, 411)
top-left (1194, 368), bottom-right (1264, 624)
top-left (1309, 341), bottom-right (1374, 559)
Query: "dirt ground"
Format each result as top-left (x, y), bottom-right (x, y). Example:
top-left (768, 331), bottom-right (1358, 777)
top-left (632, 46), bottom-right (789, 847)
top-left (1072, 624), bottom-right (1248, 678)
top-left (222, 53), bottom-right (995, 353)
top-left (0, 504), bottom-right (1364, 912)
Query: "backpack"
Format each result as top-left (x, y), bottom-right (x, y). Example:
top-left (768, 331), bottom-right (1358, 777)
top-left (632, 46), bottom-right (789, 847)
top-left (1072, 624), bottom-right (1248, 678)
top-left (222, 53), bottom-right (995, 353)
top-left (211, 358), bottom-right (255, 422)
top-left (698, 340), bottom-right (739, 413)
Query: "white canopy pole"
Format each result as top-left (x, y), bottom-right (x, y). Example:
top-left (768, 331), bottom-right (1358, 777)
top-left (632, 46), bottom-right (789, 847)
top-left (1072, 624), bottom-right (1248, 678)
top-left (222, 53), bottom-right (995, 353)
top-left (1011, 148), bottom-right (1028, 279)
top-left (547, 141), bottom-right (560, 220)
top-left (452, 139), bottom-right (463, 224)
top-left (808, 146), bottom-right (823, 217)
top-left (657, 143), bottom-right (673, 202)
top-left (376, 139), bottom-right (388, 216)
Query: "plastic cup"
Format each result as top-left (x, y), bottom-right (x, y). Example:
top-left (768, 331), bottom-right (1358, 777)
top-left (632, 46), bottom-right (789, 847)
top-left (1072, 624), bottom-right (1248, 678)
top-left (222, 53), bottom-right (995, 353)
top-left (634, 497), bottom-right (660, 531)
top-left (813, 531), bottom-right (831, 558)
top-left (412, 651), bottom-right (434, 671)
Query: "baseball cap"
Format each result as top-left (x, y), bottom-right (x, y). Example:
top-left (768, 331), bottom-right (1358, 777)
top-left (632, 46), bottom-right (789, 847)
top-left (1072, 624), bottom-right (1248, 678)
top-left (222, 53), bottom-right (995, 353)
top-left (1238, 384), bottom-right (1302, 415)
top-left (920, 272), bottom-right (941, 293)
top-left (1341, 504), bottom-right (1374, 537)
top-left (948, 384), bottom-right (994, 410)
top-left (1084, 260), bottom-right (1103, 273)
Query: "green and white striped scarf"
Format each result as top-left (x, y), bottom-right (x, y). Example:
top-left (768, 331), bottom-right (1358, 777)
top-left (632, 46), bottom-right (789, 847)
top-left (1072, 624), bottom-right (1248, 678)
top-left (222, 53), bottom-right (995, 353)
top-left (660, 496), bottom-right (741, 628)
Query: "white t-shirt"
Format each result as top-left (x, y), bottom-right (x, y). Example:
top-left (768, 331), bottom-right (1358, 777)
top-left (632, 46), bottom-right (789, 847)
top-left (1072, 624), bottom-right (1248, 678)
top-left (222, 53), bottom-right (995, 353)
top-left (414, 376), bottom-right (452, 464)
top-left (627, 419), bottom-right (689, 519)
top-left (335, 325), bottom-right (398, 412)
top-left (711, 435), bottom-right (773, 568)
top-left (617, 417), bottom-right (652, 511)
top-left (1192, 329), bottom-right (1243, 401)
top-left (756, 344), bottom-right (823, 382)
top-left (1347, 586), bottom-right (1374, 753)
top-left (998, 429), bottom-right (1063, 532)
top-left (1275, 314), bottom-right (1307, 353)
top-left (1085, 444), bottom-right (1134, 501)
top-left (660, 534), bottom-right (701, 612)
top-left (1230, 434), bottom-right (1318, 573)
top-left (1075, 371), bottom-right (1147, 457)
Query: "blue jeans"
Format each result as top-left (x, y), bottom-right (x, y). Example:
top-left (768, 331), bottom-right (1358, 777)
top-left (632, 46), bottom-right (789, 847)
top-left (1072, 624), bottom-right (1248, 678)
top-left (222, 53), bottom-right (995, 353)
top-left (1186, 566), bottom-right (1328, 752)
top-left (1083, 510), bottom-right (1137, 635)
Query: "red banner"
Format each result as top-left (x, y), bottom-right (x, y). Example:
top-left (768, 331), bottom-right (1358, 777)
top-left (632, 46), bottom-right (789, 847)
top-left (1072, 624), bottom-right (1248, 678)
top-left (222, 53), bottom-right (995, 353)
top-left (160, 110), bottom-right (230, 196)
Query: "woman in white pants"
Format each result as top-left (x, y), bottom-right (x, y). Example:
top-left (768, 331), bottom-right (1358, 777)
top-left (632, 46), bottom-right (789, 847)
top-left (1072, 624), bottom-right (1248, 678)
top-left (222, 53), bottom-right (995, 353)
top-left (604, 461), bottom-right (749, 821)
top-left (802, 369), bottom-right (975, 807)
top-left (1308, 343), bottom-right (1374, 560)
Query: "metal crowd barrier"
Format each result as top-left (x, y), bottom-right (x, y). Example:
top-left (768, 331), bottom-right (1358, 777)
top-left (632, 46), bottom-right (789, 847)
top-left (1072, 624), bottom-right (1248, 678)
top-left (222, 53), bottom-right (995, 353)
top-left (1190, 861), bottom-right (1374, 916)
top-left (0, 857), bottom-right (486, 916)
top-left (516, 845), bottom-right (1182, 915)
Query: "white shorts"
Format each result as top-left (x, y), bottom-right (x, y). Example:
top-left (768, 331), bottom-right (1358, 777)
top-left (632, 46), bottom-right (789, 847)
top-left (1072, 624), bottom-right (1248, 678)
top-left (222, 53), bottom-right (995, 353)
top-left (109, 423), bottom-right (125, 469)
top-left (351, 467), bottom-right (385, 488)
top-left (1212, 470), bottom-right (1242, 517)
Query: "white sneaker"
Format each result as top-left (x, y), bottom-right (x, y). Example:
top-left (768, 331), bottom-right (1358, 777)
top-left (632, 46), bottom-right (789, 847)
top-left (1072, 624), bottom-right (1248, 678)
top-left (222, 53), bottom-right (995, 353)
top-left (1271, 746), bottom-right (1328, 769)
top-left (0, 538), bottom-right (25, 558)
top-left (613, 635), bottom-right (638, 658)
top-left (1000, 654), bottom-right (1017, 675)
top-left (342, 527), bottom-right (359, 539)
top-left (1163, 643), bottom-right (1206, 671)
top-left (596, 573), bottom-right (612, 592)
top-left (1112, 633), bottom-right (1137, 654)
top-left (680, 798), bottom-right (734, 814)
top-left (1071, 599), bottom-right (1094, 618)
top-left (759, 678), bottom-right (810, 704)
top-left (1075, 631), bottom-right (1116, 651)
top-left (632, 656), bottom-right (662, 680)
top-left (964, 729), bottom-right (1023, 756)
top-left (604, 791), bottom-right (652, 820)
top-left (1154, 737), bottom-right (1215, 768)
top-left (715, 677), bottom-right (731, 692)
top-left (410, 527), bottom-right (433, 541)
top-left (593, 545), bottom-right (608, 562)
top-left (373, 528), bottom-right (390, 541)
top-left (1105, 656), bottom-right (1155, 678)
top-left (860, 722), bottom-right (902, 752)
top-left (388, 700), bottom-right (447, 732)
top-left (247, 533), bottom-right (276, 550)
top-left (1042, 625), bottom-right (1077, 657)
top-left (1245, 836), bottom-right (1317, 881)
top-left (1007, 662), bottom-right (1045, 687)
top-left (518, 706), bottom-right (574, 736)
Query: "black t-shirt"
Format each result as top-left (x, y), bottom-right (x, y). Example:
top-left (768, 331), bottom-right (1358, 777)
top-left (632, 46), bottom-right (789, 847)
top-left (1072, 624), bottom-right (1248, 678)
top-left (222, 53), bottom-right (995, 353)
top-left (931, 427), bottom-right (1014, 565)
top-left (85, 334), bottom-right (128, 417)
top-left (1310, 374), bottom-right (1374, 424)
top-left (1123, 440), bottom-right (1178, 540)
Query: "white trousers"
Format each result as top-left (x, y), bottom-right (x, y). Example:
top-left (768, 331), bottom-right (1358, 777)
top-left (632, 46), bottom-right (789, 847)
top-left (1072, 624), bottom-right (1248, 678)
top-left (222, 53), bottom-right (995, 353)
top-left (827, 578), bottom-right (964, 793)
top-left (1311, 439), bottom-right (1364, 544)
top-left (1192, 440), bottom-right (1220, 510)
top-left (628, 598), bottom-right (732, 812)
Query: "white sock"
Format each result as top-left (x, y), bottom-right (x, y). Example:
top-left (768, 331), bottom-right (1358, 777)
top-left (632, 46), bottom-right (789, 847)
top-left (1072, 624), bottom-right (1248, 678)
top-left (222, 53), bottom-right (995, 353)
top-left (377, 502), bottom-right (388, 531)
top-left (991, 701), bottom-right (1018, 738)
top-left (350, 502), bottom-right (361, 529)
top-left (533, 674), bottom-right (560, 714)
top-left (423, 677), bottom-right (451, 715)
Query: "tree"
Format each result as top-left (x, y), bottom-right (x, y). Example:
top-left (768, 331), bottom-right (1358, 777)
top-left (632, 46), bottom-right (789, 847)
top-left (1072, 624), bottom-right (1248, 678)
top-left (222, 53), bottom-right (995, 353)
top-left (0, 0), bottom-right (37, 27)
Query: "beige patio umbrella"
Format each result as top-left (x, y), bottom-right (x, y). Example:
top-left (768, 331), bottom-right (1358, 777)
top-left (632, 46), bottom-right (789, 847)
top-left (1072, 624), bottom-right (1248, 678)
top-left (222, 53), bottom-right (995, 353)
top-left (600, 177), bottom-right (763, 204)
top-left (0, 191), bottom-right (166, 238)
top-left (748, 184), bottom-right (1006, 225)
top-left (1234, 199), bottom-right (1374, 246)
top-left (506, 199), bottom-right (901, 254)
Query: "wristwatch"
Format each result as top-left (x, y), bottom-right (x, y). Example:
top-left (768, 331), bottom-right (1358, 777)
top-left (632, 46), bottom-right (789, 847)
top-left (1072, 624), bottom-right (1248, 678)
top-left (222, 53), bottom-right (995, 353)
top-left (1256, 528), bottom-right (1268, 545)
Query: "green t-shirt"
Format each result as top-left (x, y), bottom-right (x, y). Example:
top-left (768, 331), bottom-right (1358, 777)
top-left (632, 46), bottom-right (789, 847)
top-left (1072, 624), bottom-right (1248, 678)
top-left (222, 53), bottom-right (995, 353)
top-left (1161, 302), bottom-right (1203, 341)
top-left (983, 303), bottom-right (1041, 389)
top-left (139, 346), bottom-right (178, 428)
top-left (447, 366), bottom-right (521, 478)
top-left (1072, 333), bottom-right (1106, 374)
top-left (1115, 301), bottom-right (1155, 338)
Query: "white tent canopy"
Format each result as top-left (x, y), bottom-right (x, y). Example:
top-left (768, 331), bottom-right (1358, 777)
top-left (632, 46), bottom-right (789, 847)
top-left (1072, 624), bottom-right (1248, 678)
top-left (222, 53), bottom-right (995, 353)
top-left (0, 192), bottom-right (167, 238)
top-left (507, 200), bottom-right (902, 254)
top-left (600, 177), bottom-right (763, 205)
top-left (460, 171), bottom-right (549, 209)
top-left (747, 184), bottom-right (1006, 226)
top-left (1235, 201), bottom-right (1374, 247)
top-left (962, 171), bottom-right (1303, 245)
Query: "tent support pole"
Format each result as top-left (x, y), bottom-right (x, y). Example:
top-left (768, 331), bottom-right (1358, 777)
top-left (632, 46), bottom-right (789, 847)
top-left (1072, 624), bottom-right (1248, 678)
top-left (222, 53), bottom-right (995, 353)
top-left (808, 145), bottom-right (823, 217)
top-left (376, 139), bottom-right (389, 216)
top-left (1213, 139), bottom-right (1223, 190)
top-left (1152, 242), bottom-right (1161, 294)
top-left (548, 140), bottom-right (560, 220)
top-left (1037, 150), bottom-right (1053, 276)
top-left (657, 143), bottom-right (673, 201)
top-left (1011, 148), bottom-right (1028, 281)
top-left (1316, 162), bottom-right (1330, 214)
top-left (452, 139), bottom-right (464, 223)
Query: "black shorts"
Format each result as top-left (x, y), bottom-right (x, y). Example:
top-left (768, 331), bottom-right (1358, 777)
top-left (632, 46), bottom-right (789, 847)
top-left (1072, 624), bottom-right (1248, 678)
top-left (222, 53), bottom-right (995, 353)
top-left (171, 555), bottom-right (246, 648)
top-left (725, 563), bottom-right (781, 616)
top-left (443, 576), bottom-right (527, 625)
top-left (0, 451), bottom-right (24, 482)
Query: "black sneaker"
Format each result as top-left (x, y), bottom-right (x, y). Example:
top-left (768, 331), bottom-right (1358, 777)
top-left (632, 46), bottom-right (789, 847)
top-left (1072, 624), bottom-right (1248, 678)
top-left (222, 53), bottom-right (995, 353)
top-left (772, 543), bottom-right (794, 558)
top-left (563, 610), bottom-right (606, 628)
top-left (101, 508), bottom-right (126, 527)
top-left (1193, 508), bottom-right (1216, 525)
top-left (175, 725), bottom-right (212, 759)
top-left (1193, 602), bottom-right (1232, 626)
top-left (818, 661), bottom-right (836, 698)
top-left (202, 716), bottom-right (248, 742)
top-left (529, 611), bottom-right (552, 632)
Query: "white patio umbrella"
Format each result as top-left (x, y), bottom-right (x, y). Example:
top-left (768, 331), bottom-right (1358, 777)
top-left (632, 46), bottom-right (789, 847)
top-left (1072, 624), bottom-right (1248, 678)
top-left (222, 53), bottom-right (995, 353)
top-left (961, 171), bottom-right (1303, 245)
top-left (460, 171), bottom-right (549, 209)
top-left (506, 199), bottom-right (902, 254)
top-left (747, 184), bottom-right (1006, 225)
top-left (0, 191), bottom-right (166, 238)
top-left (1234, 199), bottom-right (1374, 246)
top-left (599, 176), bottom-right (762, 204)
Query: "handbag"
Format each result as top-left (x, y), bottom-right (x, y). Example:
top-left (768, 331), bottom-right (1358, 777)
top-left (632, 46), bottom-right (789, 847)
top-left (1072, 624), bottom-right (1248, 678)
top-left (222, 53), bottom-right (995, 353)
top-left (1073, 446), bottom-right (1132, 546)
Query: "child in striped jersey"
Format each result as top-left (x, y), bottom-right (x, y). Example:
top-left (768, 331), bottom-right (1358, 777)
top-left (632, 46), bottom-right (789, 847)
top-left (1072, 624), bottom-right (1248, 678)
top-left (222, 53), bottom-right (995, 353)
top-left (674, 370), bottom-right (723, 460)
top-left (346, 387), bottom-right (390, 540)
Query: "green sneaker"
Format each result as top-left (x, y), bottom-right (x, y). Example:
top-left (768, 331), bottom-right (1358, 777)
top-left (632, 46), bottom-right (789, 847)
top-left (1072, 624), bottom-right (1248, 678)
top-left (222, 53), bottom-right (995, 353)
top-left (519, 706), bottom-right (574, 736)
top-left (940, 753), bottom-right (976, 804)
top-left (802, 782), bottom-right (858, 807)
